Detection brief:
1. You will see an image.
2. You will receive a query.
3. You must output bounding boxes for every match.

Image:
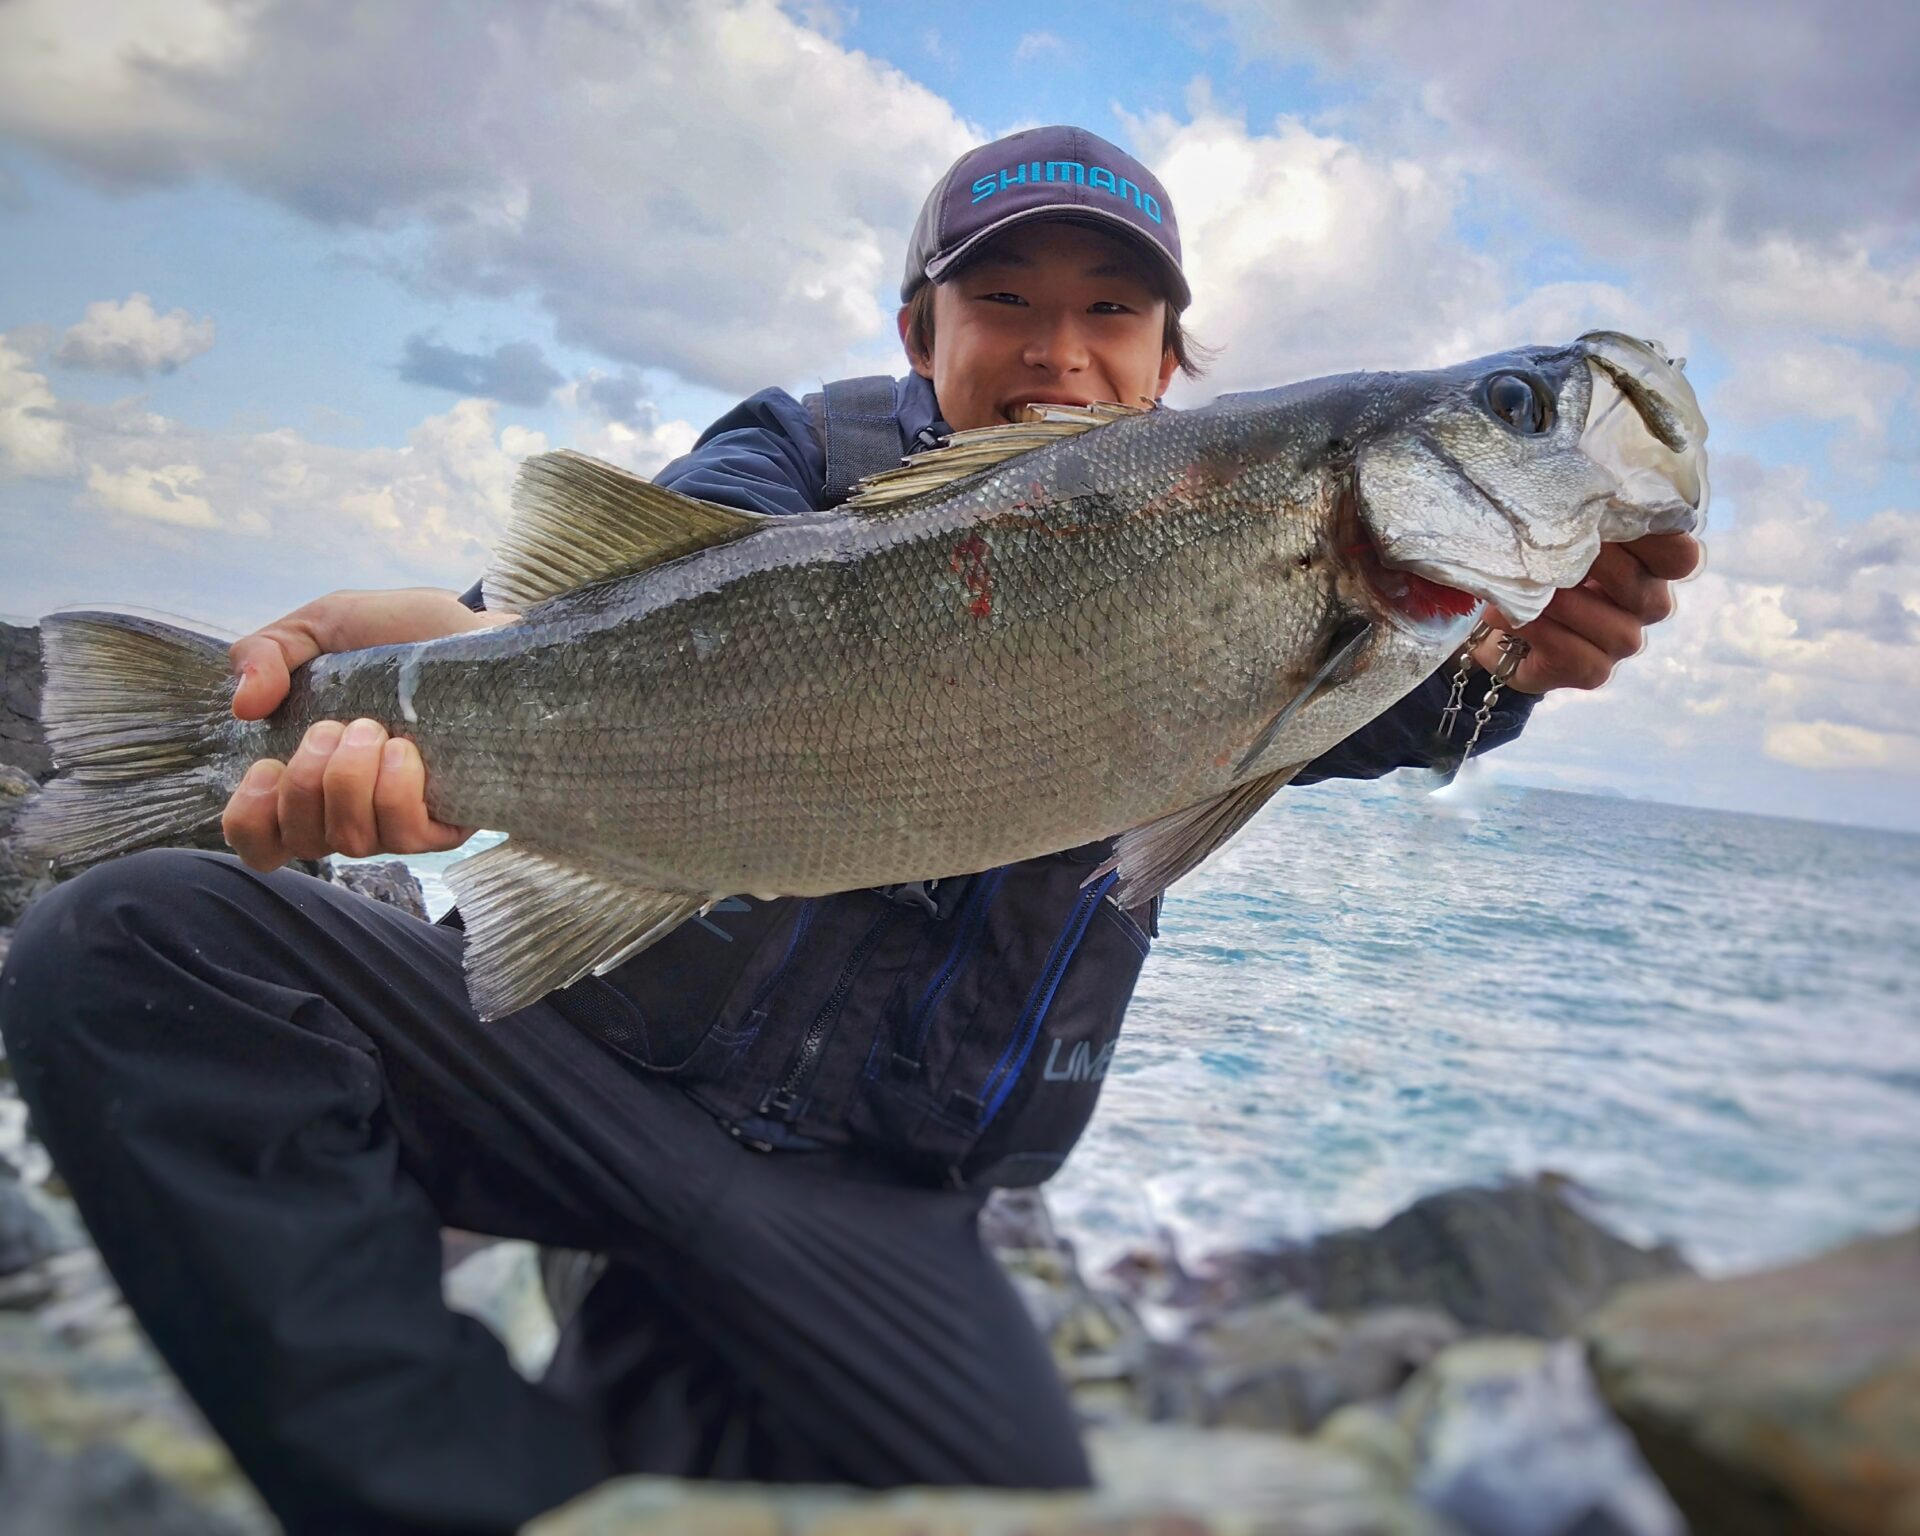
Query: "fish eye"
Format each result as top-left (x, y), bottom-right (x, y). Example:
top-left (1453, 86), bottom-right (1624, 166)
top-left (1484, 373), bottom-right (1550, 434)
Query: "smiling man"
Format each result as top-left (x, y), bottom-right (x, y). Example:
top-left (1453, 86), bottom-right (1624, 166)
top-left (0, 125), bottom-right (1699, 1533)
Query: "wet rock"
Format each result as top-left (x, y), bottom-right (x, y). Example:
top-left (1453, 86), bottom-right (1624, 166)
top-left (1188, 1174), bottom-right (1690, 1337)
top-left (527, 1421), bottom-right (1455, 1534)
top-left (0, 621), bottom-right (48, 782)
top-left (1584, 1223), bottom-right (1920, 1536)
top-left (983, 1188), bottom-right (1163, 1423)
top-left (0, 1308), bottom-right (273, 1533)
top-left (0, 763), bottom-right (53, 926)
top-left (0, 1170), bottom-right (59, 1277)
top-left (0, 1402), bottom-right (264, 1536)
top-left (328, 857), bottom-right (429, 919)
top-left (442, 1237), bottom-right (560, 1381)
top-left (1171, 1299), bottom-right (1463, 1437)
top-left (1396, 1338), bottom-right (1685, 1536)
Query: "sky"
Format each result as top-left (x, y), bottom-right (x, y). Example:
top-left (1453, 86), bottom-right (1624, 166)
top-left (1, 0), bottom-right (1917, 832)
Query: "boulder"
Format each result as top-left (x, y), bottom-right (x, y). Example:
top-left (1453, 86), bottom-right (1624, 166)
top-left (525, 1421), bottom-right (1457, 1535)
top-left (982, 1188), bottom-right (1163, 1423)
top-left (0, 763), bottom-right (52, 926)
top-left (1584, 1223), bottom-right (1920, 1536)
top-left (0, 1171), bottom-right (59, 1278)
top-left (327, 857), bottom-right (429, 919)
top-left (0, 1308), bottom-right (273, 1533)
top-left (1396, 1337), bottom-right (1685, 1536)
top-left (0, 621), bottom-right (48, 782)
top-left (1191, 1174), bottom-right (1690, 1337)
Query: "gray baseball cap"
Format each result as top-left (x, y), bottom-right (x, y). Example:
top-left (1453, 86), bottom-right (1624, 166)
top-left (901, 125), bottom-right (1190, 311)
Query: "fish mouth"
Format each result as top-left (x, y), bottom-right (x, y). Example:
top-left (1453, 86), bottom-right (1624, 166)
top-left (1576, 331), bottom-right (1709, 537)
top-left (1336, 485), bottom-right (1489, 632)
top-left (1351, 535), bottom-right (1486, 626)
top-left (1003, 395), bottom-right (1099, 423)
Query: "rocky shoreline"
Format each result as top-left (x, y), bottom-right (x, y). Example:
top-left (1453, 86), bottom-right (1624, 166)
top-left (2, 615), bottom-right (1916, 1534)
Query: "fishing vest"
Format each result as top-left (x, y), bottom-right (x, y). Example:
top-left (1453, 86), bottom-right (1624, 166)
top-left (540, 377), bottom-right (1160, 1189)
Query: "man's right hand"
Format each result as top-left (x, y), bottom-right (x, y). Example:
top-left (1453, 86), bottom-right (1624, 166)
top-left (221, 588), bottom-right (518, 871)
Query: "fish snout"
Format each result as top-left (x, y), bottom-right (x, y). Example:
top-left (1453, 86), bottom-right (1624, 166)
top-left (1576, 330), bottom-right (1710, 539)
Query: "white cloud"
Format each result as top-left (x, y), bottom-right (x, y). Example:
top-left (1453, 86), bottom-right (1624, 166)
top-left (55, 292), bottom-right (216, 376)
top-left (84, 461), bottom-right (215, 526)
top-left (2, 341), bottom-right (700, 590)
top-left (0, 337), bottom-right (75, 476)
top-left (1203, 0), bottom-right (1920, 250)
top-left (1716, 341), bottom-right (1914, 466)
top-left (1765, 721), bottom-right (1920, 773)
top-left (1014, 32), bottom-right (1067, 62)
top-left (0, 0), bottom-right (975, 394)
top-left (1126, 92), bottom-right (1505, 394)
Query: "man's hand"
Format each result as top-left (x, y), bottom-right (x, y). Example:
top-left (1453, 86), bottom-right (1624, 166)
top-left (1472, 532), bottom-right (1703, 695)
top-left (221, 588), bottom-right (518, 871)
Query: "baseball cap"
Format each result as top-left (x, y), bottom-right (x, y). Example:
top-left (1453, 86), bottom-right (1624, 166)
top-left (901, 125), bottom-right (1190, 311)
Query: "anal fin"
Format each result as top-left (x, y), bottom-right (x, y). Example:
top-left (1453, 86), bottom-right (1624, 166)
top-left (445, 841), bottom-right (710, 1020)
top-left (1092, 765), bottom-right (1305, 908)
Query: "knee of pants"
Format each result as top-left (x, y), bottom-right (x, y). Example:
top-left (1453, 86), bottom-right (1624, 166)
top-left (1, 846), bottom-right (237, 1068)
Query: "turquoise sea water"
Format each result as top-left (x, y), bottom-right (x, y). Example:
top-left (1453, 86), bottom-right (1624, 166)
top-left (407, 777), bottom-right (1920, 1280)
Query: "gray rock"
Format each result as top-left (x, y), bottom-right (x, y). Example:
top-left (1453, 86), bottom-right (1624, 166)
top-left (0, 1174), bottom-right (59, 1278)
top-left (0, 1309), bottom-right (274, 1532)
top-left (0, 764), bottom-right (53, 926)
top-left (1398, 1338), bottom-right (1685, 1536)
top-left (1178, 1300), bottom-right (1464, 1436)
top-left (982, 1187), bottom-right (1163, 1423)
top-left (328, 858), bottom-right (428, 919)
top-left (1584, 1223), bottom-right (1920, 1536)
top-left (1191, 1174), bottom-right (1690, 1337)
top-left (0, 622), bottom-right (48, 782)
top-left (442, 1238), bottom-right (560, 1381)
top-left (0, 1404), bottom-right (264, 1536)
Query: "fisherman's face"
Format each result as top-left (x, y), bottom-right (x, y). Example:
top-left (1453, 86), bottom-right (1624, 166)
top-left (901, 222), bottom-right (1179, 433)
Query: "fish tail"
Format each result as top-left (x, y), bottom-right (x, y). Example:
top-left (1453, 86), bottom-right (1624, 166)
top-left (17, 611), bottom-right (247, 869)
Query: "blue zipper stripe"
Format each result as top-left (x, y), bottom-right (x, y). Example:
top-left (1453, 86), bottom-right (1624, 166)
top-left (902, 868), bottom-right (1008, 1063)
top-left (979, 872), bottom-right (1116, 1125)
top-left (741, 899), bottom-right (817, 1020)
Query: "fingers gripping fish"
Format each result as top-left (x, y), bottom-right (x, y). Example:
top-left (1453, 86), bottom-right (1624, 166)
top-left (19, 332), bottom-right (1708, 1020)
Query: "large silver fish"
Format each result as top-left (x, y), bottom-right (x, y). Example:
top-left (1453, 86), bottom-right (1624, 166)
top-left (22, 331), bottom-right (1707, 1018)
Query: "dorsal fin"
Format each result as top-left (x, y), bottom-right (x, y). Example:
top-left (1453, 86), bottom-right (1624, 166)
top-left (484, 449), bottom-right (774, 612)
top-left (843, 402), bottom-right (1144, 514)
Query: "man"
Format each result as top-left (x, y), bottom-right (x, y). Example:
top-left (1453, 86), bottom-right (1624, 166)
top-left (0, 126), bottom-right (1698, 1534)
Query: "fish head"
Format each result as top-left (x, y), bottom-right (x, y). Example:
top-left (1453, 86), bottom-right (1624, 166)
top-left (1346, 330), bottom-right (1709, 630)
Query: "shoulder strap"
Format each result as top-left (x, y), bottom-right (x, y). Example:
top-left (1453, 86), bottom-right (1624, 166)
top-left (801, 374), bottom-right (904, 506)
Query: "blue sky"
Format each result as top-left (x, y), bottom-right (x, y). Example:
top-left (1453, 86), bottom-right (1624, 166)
top-left (2, 0), bottom-right (1917, 830)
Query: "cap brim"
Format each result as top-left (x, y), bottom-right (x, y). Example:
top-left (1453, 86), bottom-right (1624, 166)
top-left (921, 204), bottom-right (1192, 312)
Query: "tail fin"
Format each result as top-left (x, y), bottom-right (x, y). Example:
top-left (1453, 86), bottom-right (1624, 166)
top-left (17, 611), bottom-right (243, 869)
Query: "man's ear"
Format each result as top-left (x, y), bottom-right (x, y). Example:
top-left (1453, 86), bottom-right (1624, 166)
top-left (1155, 343), bottom-right (1179, 401)
top-left (898, 304), bottom-right (934, 380)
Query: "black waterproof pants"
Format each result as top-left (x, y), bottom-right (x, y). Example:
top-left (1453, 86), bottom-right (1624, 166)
top-left (0, 850), bottom-right (1089, 1535)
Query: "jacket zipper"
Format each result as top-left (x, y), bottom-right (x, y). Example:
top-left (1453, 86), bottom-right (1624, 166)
top-left (899, 868), bottom-right (1007, 1067)
top-left (977, 873), bottom-right (1116, 1126)
top-left (763, 905), bottom-right (901, 1120)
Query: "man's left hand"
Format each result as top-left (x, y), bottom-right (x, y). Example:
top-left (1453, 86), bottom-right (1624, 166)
top-left (1472, 531), bottom-right (1703, 695)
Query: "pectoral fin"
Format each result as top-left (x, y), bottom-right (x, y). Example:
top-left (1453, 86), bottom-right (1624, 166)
top-left (1091, 764), bottom-right (1305, 908)
top-left (1234, 617), bottom-right (1376, 775)
top-left (446, 841), bottom-right (711, 1020)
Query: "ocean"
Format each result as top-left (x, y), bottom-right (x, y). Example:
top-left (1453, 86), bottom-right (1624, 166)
top-left (404, 774), bottom-right (1920, 1283)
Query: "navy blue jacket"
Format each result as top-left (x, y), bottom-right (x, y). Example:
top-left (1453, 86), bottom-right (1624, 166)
top-left (638, 373), bottom-right (1536, 780)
